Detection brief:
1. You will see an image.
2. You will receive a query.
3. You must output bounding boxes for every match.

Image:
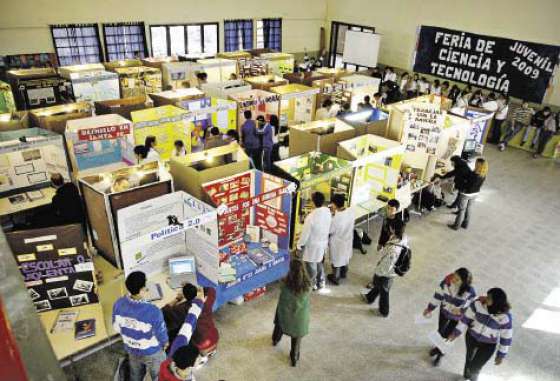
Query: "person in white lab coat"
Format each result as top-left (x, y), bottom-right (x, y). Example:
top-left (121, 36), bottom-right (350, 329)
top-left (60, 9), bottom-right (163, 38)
top-left (144, 135), bottom-right (160, 161)
top-left (297, 192), bottom-right (332, 291)
top-left (327, 194), bottom-right (355, 286)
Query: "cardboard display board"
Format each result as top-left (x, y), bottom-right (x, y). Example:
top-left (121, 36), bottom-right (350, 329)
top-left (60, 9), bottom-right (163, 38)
top-left (103, 59), bottom-right (142, 71)
top-left (6, 224), bottom-right (98, 312)
top-left (149, 88), bottom-right (205, 107)
top-left (7, 68), bottom-right (74, 110)
top-left (202, 170), bottom-right (293, 307)
top-left (58, 64), bottom-right (120, 104)
top-left (200, 80), bottom-right (252, 99)
top-left (79, 161), bottom-right (173, 267)
top-left (29, 102), bottom-right (93, 135)
top-left (245, 74), bottom-right (288, 91)
top-left (0, 127), bottom-right (69, 196)
top-left (275, 152), bottom-right (353, 248)
top-left (450, 106), bottom-right (494, 147)
top-left (284, 72), bottom-right (333, 87)
top-left (338, 108), bottom-right (389, 137)
top-left (131, 105), bottom-right (191, 160)
top-left (270, 84), bottom-right (319, 127)
top-left (259, 52), bottom-right (295, 75)
top-left (0, 81), bottom-right (16, 113)
top-left (169, 142), bottom-right (250, 200)
top-left (94, 96), bottom-right (154, 120)
top-left (337, 75), bottom-right (381, 111)
top-left (161, 62), bottom-right (191, 90)
top-left (113, 66), bottom-right (163, 98)
top-left (289, 118), bottom-right (356, 156)
top-left (229, 90), bottom-right (280, 132)
top-left (141, 56), bottom-right (178, 69)
top-left (315, 67), bottom-right (352, 79)
top-left (337, 134), bottom-right (404, 210)
top-left (189, 58), bottom-right (238, 84)
top-left (65, 114), bottom-right (136, 177)
top-left (0, 111), bottom-right (30, 131)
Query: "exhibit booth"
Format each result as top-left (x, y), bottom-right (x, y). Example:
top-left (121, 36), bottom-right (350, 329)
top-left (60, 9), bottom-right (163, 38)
top-left (315, 67), bottom-right (352, 79)
top-left (7, 68), bottom-right (74, 110)
top-left (270, 84), bottom-right (319, 127)
top-left (229, 89), bottom-right (280, 130)
top-left (259, 52), bottom-right (295, 75)
top-left (336, 134), bottom-right (404, 215)
top-left (79, 161), bottom-right (173, 268)
top-left (0, 111), bottom-right (30, 131)
top-left (337, 74), bottom-right (381, 111)
top-left (160, 62), bottom-right (191, 90)
top-left (112, 66), bottom-right (163, 98)
top-left (274, 152), bottom-right (353, 248)
top-left (103, 59), bottom-right (142, 72)
top-left (245, 74), bottom-right (288, 91)
top-left (141, 56), bottom-right (178, 69)
top-left (189, 58), bottom-right (238, 84)
top-left (0, 81), bottom-right (16, 113)
top-left (338, 108), bottom-right (389, 137)
top-left (58, 64), bottom-right (120, 104)
top-left (169, 143), bottom-right (250, 200)
top-left (130, 105), bottom-right (191, 160)
top-left (200, 80), bottom-right (252, 99)
top-left (450, 106), bottom-right (494, 149)
top-left (289, 118), bottom-right (356, 156)
top-left (65, 114), bottom-right (136, 177)
top-left (94, 95), bottom-right (153, 120)
top-left (29, 103), bottom-right (93, 135)
top-left (149, 88), bottom-right (205, 107)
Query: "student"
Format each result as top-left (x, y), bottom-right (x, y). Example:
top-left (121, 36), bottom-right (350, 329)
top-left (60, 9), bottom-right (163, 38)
top-left (498, 102), bottom-right (534, 151)
top-left (407, 74), bottom-right (419, 99)
top-left (225, 129), bottom-right (240, 144)
top-left (469, 90), bottom-right (484, 107)
top-left (256, 115), bottom-right (274, 172)
top-left (441, 81), bottom-right (450, 97)
top-left (372, 92), bottom-right (384, 108)
top-left (172, 140), bottom-right (187, 157)
top-left (382, 66), bottom-right (397, 85)
top-left (159, 344), bottom-right (199, 381)
top-left (361, 221), bottom-right (407, 317)
top-left (229, 73), bottom-right (238, 80)
top-left (195, 72), bottom-right (208, 88)
top-left (449, 158), bottom-right (488, 230)
top-left (50, 173), bottom-right (85, 226)
top-left (430, 80), bottom-right (442, 95)
top-left (357, 95), bottom-right (373, 111)
top-left (377, 199), bottom-right (403, 251)
top-left (534, 111), bottom-right (558, 158)
top-left (327, 193), bottom-right (355, 285)
top-left (240, 110), bottom-right (261, 170)
top-left (296, 192), bottom-right (332, 291)
top-left (418, 77), bottom-right (430, 95)
top-left (521, 106), bottom-right (551, 149)
top-left (423, 268), bottom-right (476, 367)
top-left (204, 127), bottom-right (226, 150)
top-left (433, 155), bottom-right (471, 209)
top-left (399, 72), bottom-right (410, 94)
top-left (315, 99), bottom-right (334, 120)
top-left (489, 94), bottom-right (509, 144)
top-left (112, 271), bottom-right (168, 381)
top-left (145, 135), bottom-right (160, 161)
top-left (272, 259), bottom-right (311, 367)
top-left (482, 92), bottom-right (498, 112)
top-left (134, 145), bottom-right (148, 164)
top-left (278, 135), bottom-right (290, 160)
top-left (336, 102), bottom-right (352, 117)
top-left (449, 288), bottom-right (513, 381)
top-left (454, 89), bottom-right (470, 110)
top-left (447, 84), bottom-right (461, 104)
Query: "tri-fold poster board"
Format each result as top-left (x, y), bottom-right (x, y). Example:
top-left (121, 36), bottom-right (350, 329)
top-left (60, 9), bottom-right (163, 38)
top-left (58, 64), bottom-right (120, 104)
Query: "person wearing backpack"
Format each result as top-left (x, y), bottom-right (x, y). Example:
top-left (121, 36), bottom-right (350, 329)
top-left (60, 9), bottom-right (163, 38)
top-left (361, 220), bottom-right (408, 317)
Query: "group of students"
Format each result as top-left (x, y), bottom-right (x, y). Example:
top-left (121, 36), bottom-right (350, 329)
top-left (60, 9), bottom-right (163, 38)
top-left (112, 271), bottom-right (219, 381)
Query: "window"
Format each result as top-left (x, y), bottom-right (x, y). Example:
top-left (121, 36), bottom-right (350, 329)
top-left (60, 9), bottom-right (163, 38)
top-left (149, 23), bottom-right (219, 57)
top-left (328, 21), bottom-right (375, 70)
top-left (256, 18), bottom-right (282, 51)
top-left (50, 24), bottom-right (103, 66)
top-left (103, 22), bottom-right (147, 61)
top-left (224, 19), bottom-right (253, 52)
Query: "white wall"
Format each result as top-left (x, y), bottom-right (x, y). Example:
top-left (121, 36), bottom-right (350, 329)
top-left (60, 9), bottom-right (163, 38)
top-left (0, 0), bottom-right (326, 55)
top-left (326, 0), bottom-right (560, 106)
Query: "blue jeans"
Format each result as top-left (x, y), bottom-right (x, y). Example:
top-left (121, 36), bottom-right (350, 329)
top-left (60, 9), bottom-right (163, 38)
top-left (453, 193), bottom-right (477, 229)
top-left (521, 126), bottom-right (540, 147)
top-left (129, 349), bottom-right (166, 381)
top-left (500, 120), bottom-right (526, 146)
top-left (262, 148), bottom-right (272, 172)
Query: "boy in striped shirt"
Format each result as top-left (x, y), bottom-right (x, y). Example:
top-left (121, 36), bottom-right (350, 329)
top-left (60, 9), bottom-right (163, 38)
top-left (498, 102), bottom-right (534, 151)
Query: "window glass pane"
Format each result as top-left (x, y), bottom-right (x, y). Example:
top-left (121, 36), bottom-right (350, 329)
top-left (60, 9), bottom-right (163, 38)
top-left (187, 25), bottom-right (202, 54)
top-left (169, 26), bottom-right (185, 56)
top-left (203, 24), bottom-right (218, 54)
top-left (150, 26), bottom-right (167, 56)
top-left (256, 20), bottom-right (264, 49)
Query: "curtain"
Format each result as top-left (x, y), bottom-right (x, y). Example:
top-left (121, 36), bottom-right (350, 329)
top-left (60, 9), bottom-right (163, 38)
top-left (263, 18), bottom-right (282, 51)
top-left (104, 22), bottom-right (146, 61)
top-left (224, 19), bottom-right (253, 51)
top-left (51, 24), bottom-right (102, 66)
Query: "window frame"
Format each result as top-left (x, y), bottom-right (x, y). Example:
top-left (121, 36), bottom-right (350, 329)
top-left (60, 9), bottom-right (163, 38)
top-left (50, 23), bottom-right (104, 66)
top-left (258, 18), bottom-right (282, 51)
top-left (328, 21), bottom-right (375, 70)
top-left (149, 22), bottom-right (220, 57)
top-left (102, 22), bottom-right (148, 61)
top-left (223, 19), bottom-right (254, 52)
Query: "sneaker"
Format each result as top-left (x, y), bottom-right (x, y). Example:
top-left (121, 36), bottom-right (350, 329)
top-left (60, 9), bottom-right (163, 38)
top-left (432, 354), bottom-right (442, 367)
top-left (498, 144), bottom-right (505, 151)
top-left (312, 285), bottom-right (318, 291)
top-left (327, 274), bottom-right (339, 286)
top-left (448, 224), bottom-right (459, 231)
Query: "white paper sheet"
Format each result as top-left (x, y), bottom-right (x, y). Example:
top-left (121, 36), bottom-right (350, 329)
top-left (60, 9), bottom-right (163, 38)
top-left (428, 331), bottom-right (454, 354)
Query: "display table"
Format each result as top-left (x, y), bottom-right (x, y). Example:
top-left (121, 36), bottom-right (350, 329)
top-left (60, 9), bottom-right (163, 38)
top-left (0, 187), bottom-right (55, 217)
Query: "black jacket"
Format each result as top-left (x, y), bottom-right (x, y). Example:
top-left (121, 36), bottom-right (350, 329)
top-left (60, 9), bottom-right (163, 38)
top-left (441, 160), bottom-right (471, 191)
top-left (531, 110), bottom-right (548, 129)
top-left (378, 213), bottom-right (404, 246)
top-left (463, 171), bottom-right (485, 194)
top-left (52, 183), bottom-right (84, 225)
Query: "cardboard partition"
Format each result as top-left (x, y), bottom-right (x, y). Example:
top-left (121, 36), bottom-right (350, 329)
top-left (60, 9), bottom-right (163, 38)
top-left (149, 87), bottom-right (205, 107)
top-left (289, 118), bottom-right (356, 156)
top-left (141, 56), bottom-right (178, 69)
top-left (58, 64), bottom-right (120, 104)
top-left (5, 224), bottom-right (99, 312)
top-left (94, 95), bottom-right (153, 120)
top-left (229, 89), bottom-right (280, 132)
top-left (202, 170), bottom-right (293, 307)
top-left (338, 108), bottom-right (389, 137)
top-left (169, 142), bottom-right (250, 200)
top-left (259, 52), bottom-right (295, 75)
top-left (113, 66), bottom-right (163, 98)
top-left (79, 161), bottom-right (173, 267)
top-left (0, 127), bottom-right (70, 196)
top-left (450, 106), bottom-right (494, 146)
top-left (274, 152), bottom-right (353, 248)
top-left (160, 62), bottom-right (191, 90)
top-left (337, 75), bottom-right (381, 111)
top-left (0, 80), bottom-right (16, 113)
top-left (189, 58), bottom-right (238, 84)
top-left (200, 80), bottom-right (252, 99)
top-left (245, 74), bottom-right (288, 91)
top-left (0, 111), bottom-right (30, 131)
top-left (29, 102), bottom-right (93, 134)
top-left (7, 68), bottom-right (73, 110)
top-left (131, 105), bottom-right (191, 160)
top-left (283, 72), bottom-right (333, 87)
top-left (103, 59), bottom-right (142, 71)
top-left (217, 51), bottom-right (252, 60)
top-left (315, 67), bottom-right (353, 79)
top-left (65, 114), bottom-right (136, 177)
top-left (270, 84), bottom-right (319, 127)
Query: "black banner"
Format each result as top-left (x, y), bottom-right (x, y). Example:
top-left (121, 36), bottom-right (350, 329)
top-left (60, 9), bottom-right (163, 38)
top-left (413, 26), bottom-right (560, 103)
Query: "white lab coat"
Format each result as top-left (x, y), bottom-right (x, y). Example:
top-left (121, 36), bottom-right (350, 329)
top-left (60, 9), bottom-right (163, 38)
top-left (297, 207), bottom-right (332, 263)
top-left (146, 148), bottom-right (160, 161)
top-left (329, 207), bottom-right (355, 267)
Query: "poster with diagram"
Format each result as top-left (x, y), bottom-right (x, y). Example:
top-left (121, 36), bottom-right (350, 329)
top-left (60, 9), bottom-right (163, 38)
top-left (404, 105), bottom-right (446, 154)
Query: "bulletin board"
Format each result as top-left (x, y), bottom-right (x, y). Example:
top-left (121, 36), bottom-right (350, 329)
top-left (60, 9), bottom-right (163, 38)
top-left (113, 66), bottom-right (162, 98)
top-left (260, 52), bottom-right (295, 75)
top-left (270, 84), bottom-right (320, 127)
top-left (6, 224), bottom-right (98, 312)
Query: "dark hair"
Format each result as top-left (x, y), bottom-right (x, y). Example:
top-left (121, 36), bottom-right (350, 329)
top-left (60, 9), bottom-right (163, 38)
top-left (434, 79), bottom-right (440, 86)
top-left (487, 288), bottom-right (511, 314)
top-left (226, 129), bottom-right (239, 141)
top-left (450, 155), bottom-right (462, 166)
top-left (269, 114), bottom-right (280, 135)
top-left (312, 191), bottom-right (325, 207)
top-left (322, 99), bottom-right (333, 108)
top-left (442, 81), bottom-right (450, 87)
top-left (373, 92), bottom-right (381, 98)
top-left (387, 199), bottom-right (400, 209)
top-left (364, 95), bottom-right (371, 103)
top-left (196, 72), bottom-right (208, 81)
top-left (174, 140), bottom-right (184, 148)
top-left (210, 127), bottom-right (220, 136)
top-left (284, 259), bottom-right (311, 295)
top-left (256, 115), bottom-right (265, 123)
top-left (390, 220), bottom-right (405, 239)
top-left (342, 102), bottom-right (351, 111)
top-left (172, 344), bottom-right (199, 369)
top-left (244, 110), bottom-right (252, 120)
top-left (125, 271), bottom-right (146, 295)
top-left (282, 135), bottom-right (289, 147)
top-left (543, 106), bottom-right (551, 113)
top-left (455, 267), bottom-right (473, 296)
top-left (134, 145), bottom-right (148, 159)
top-left (331, 193), bottom-right (346, 208)
top-left (145, 135), bottom-right (156, 149)
top-left (50, 173), bottom-right (64, 187)
top-left (182, 283), bottom-right (198, 302)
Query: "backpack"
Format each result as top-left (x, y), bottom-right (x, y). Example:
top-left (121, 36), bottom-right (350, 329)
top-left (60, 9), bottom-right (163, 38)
top-left (393, 244), bottom-right (412, 277)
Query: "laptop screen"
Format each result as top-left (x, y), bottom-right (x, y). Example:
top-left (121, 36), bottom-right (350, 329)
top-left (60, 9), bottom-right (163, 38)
top-left (170, 258), bottom-right (194, 274)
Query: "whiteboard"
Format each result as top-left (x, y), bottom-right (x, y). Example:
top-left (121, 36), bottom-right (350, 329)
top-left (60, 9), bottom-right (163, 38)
top-left (342, 31), bottom-right (381, 68)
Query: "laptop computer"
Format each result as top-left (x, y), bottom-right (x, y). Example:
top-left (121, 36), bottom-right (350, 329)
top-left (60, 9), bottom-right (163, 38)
top-left (168, 256), bottom-right (197, 289)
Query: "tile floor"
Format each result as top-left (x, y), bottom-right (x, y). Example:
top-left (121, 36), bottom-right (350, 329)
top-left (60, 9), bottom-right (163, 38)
top-left (64, 146), bottom-right (560, 381)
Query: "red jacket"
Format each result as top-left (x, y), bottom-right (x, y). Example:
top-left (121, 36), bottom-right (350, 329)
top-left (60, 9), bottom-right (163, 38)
top-left (192, 287), bottom-right (219, 350)
top-left (159, 359), bottom-right (191, 381)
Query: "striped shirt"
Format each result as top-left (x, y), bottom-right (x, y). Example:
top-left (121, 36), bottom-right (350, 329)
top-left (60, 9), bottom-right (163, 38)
top-left (512, 106), bottom-right (534, 125)
top-left (168, 298), bottom-right (204, 357)
top-left (112, 296), bottom-right (168, 356)
top-left (453, 298), bottom-right (513, 359)
top-left (426, 274), bottom-right (476, 321)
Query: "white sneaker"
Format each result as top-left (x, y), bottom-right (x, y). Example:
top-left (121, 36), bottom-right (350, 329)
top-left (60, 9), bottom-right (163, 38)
top-left (195, 355), bottom-right (209, 369)
top-left (360, 288), bottom-right (370, 295)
